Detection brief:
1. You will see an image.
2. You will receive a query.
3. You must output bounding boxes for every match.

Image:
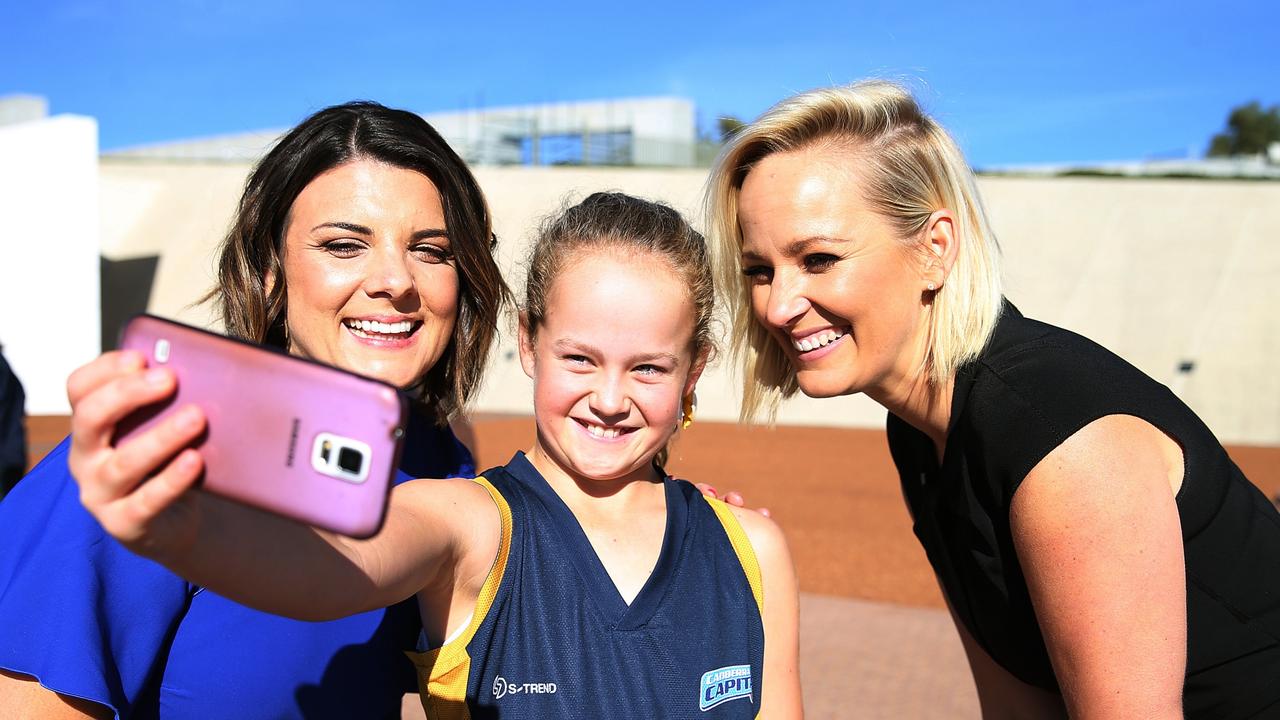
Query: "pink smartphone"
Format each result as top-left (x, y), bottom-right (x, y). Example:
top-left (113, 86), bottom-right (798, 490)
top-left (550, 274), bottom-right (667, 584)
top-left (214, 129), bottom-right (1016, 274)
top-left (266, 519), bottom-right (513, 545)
top-left (115, 314), bottom-right (407, 538)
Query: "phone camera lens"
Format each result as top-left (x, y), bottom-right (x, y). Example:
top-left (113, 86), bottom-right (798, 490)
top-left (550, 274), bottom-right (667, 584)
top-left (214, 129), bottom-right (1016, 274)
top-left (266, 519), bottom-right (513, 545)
top-left (337, 447), bottom-right (364, 475)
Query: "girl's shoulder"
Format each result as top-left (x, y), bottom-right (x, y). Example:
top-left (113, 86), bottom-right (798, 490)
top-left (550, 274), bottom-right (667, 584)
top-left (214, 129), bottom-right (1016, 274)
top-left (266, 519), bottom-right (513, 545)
top-left (696, 490), bottom-right (792, 588)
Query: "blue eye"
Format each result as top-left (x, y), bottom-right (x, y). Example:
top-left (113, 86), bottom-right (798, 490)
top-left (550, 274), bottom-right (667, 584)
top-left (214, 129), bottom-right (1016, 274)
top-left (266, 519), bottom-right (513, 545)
top-left (634, 363), bottom-right (676, 378)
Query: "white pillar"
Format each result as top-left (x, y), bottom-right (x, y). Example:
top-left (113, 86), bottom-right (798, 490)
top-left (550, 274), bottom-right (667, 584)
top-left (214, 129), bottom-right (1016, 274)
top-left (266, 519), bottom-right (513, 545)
top-left (0, 114), bottom-right (100, 414)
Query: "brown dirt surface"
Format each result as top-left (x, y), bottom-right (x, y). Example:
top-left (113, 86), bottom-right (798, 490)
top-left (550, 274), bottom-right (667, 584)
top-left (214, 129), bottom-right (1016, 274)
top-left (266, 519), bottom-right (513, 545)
top-left (463, 415), bottom-right (1280, 610)
top-left (25, 413), bottom-right (1280, 611)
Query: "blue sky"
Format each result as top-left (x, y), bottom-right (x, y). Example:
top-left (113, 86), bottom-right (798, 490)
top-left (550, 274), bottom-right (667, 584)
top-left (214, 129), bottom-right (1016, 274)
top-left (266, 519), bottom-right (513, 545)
top-left (2, 0), bottom-right (1275, 167)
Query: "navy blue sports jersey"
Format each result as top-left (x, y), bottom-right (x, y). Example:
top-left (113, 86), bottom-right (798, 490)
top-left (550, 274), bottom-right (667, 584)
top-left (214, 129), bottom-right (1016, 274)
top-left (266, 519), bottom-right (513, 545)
top-left (408, 452), bottom-right (765, 719)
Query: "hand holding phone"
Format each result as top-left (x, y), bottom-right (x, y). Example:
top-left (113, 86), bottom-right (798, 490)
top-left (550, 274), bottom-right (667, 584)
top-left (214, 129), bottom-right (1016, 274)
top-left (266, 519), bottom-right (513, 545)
top-left (114, 315), bottom-right (407, 537)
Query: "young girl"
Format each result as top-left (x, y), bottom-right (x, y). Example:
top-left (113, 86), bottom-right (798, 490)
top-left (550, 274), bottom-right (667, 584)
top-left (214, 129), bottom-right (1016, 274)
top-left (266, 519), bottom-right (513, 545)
top-left (70, 192), bottom-right (803, 719)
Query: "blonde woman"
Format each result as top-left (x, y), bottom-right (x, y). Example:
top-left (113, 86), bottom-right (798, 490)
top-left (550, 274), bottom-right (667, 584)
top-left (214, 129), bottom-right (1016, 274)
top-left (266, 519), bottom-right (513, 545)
top-left (708, 80), bottom-right (1280, 718)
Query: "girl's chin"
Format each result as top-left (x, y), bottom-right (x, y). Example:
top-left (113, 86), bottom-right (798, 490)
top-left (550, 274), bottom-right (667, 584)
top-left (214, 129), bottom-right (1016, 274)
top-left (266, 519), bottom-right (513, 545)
top-left (565, 454), bottom-right (640, 480)
top-left (559, 450), bottom-right (658, 485)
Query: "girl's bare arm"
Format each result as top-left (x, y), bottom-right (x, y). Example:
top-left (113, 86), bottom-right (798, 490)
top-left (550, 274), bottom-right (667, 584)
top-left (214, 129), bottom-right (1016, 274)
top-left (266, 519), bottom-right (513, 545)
top-left (731, 505), bottom-right (804, 718)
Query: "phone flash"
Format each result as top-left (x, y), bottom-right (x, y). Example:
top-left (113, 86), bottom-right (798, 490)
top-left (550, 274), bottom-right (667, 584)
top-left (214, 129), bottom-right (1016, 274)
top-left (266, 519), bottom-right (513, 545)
top-left (154, 339), bottom-right (171, 363)
top-left (312, 433), bottom-right (370, 484)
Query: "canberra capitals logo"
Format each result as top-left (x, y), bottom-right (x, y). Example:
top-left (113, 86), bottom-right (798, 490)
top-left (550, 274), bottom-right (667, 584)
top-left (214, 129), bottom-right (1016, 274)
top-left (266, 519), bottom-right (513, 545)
top-left (492, 675), bottom-right (557, 700)
top-left (699, 665), bottom-right (753, 711)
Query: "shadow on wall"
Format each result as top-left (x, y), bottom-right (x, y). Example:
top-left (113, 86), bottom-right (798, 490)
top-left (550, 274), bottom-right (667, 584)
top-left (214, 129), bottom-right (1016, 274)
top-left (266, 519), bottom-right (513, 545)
top-left (101, 255), bottom-right (159, 351)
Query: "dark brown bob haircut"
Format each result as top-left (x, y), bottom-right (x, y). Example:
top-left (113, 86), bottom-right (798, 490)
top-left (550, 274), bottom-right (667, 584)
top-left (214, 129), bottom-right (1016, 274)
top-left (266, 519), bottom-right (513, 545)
top-left (207, 101), bottom-right (507, 425)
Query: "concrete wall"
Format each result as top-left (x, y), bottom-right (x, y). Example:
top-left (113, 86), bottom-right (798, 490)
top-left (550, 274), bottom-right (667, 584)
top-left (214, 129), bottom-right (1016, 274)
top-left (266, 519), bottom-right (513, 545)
top-left (0, 115), bottom-right (100, 414)
top-left (100, 160), bottom-right (1280, 445)
top-left (100, 161), bottom-right (253, 333)
top-left (985, 177), bottom-right (1280, 445)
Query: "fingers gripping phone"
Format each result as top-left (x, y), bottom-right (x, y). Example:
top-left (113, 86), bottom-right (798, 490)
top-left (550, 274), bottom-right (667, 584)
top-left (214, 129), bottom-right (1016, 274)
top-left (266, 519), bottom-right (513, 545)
top-left (115, 315), bottom-right (408, 538)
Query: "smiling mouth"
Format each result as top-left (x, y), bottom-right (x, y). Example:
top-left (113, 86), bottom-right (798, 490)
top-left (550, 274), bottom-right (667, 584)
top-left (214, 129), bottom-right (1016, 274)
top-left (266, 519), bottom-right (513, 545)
top-left (574, 418), bottom-right (636, 439)
top-left (343, 319), bottom-right (420, 340)
top-left (792, 327), bottom-right (847, 353)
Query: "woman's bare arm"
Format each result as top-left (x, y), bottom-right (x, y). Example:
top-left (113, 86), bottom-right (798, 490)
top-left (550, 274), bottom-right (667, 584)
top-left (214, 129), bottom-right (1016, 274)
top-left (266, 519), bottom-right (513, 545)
top-left (143, 478), bottom-right (497, 621)
top-left (0, 671), bottom-right (113, 720)
top-left (944, 603), bottom-right (1067, 719)
top-left (66, 350), bottom-right (498, 622)
top-left (1011, 414), bottom-right (1186, 719)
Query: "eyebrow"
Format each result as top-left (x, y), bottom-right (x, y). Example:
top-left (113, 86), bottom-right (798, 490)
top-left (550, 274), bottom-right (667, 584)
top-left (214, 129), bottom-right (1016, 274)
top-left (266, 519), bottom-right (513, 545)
top-left (551, 339), bottom-right (680, 365)
top-left (310, 222), bottom-right (450, 242)
top-left (413, 228), bottom-right (450, 241)
top-left (741, 235), bottom-right (848, 259)
top-left (311, 221), bottom-right (372, 234)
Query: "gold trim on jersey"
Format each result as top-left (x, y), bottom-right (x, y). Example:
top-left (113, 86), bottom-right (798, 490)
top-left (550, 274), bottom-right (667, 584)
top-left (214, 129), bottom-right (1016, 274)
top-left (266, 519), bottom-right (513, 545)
top-left (704, 496), bottom-right (764, 615)
top-left (405, 476), bottom-right (513, 720)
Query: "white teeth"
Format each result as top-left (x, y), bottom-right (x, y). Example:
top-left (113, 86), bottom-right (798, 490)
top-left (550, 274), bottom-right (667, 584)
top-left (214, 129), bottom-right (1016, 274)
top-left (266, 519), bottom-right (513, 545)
top-left (793, 328), bottom-right (846, 352)
top-left (584, 423), bottom-right (621, 439)
top-left (346, 319), bottom-right (413, 337)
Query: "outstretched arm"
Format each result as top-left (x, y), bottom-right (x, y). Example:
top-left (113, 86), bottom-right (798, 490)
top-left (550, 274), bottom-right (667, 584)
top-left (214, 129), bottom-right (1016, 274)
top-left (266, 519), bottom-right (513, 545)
top-left (67, 351), bottom-right (498, 622)
top-left (1011, 414), bottom-right (1186, 719)
top-left (730, 505), bottom-right (803, 718)
top-left (0, 671), bottom-right (113, 720)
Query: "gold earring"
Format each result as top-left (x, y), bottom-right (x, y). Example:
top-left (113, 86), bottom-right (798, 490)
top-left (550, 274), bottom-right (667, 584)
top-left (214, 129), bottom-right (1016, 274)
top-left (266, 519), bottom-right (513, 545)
top-left (680, 391), bottom-right (697, 430)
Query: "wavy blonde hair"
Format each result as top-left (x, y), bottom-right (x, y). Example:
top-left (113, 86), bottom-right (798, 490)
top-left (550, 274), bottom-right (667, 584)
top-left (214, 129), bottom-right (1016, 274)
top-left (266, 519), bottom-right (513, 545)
top-left (707, 80), bottom-right (1003, 420)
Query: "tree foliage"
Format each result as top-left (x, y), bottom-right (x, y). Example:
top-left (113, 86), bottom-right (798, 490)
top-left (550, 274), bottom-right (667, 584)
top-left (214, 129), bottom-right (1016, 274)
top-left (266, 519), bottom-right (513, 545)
top-left (718, 116), bottom-right (746, 142)
top-left (1207, 101), bottom-right (1280, 157)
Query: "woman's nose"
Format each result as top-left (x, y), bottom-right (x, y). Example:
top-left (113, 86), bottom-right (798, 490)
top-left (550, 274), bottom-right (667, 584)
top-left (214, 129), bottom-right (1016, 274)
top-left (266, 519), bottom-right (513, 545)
top-left (364, 244), bottom-right (414, 299)
top-left (763, 271), bottom-right (811, 329)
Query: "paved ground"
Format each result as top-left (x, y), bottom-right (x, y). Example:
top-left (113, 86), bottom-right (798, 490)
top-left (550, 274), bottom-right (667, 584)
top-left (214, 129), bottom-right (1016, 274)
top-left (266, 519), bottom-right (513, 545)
top-left (23, 414), bottom-right (1280, 717)
top-left (793, 593), bottom-right (978, 718)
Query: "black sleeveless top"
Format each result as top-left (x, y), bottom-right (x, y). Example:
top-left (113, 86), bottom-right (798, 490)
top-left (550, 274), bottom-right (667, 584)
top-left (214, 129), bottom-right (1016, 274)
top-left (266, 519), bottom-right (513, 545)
top-left (889, 302), bottom-right (1280, 718)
